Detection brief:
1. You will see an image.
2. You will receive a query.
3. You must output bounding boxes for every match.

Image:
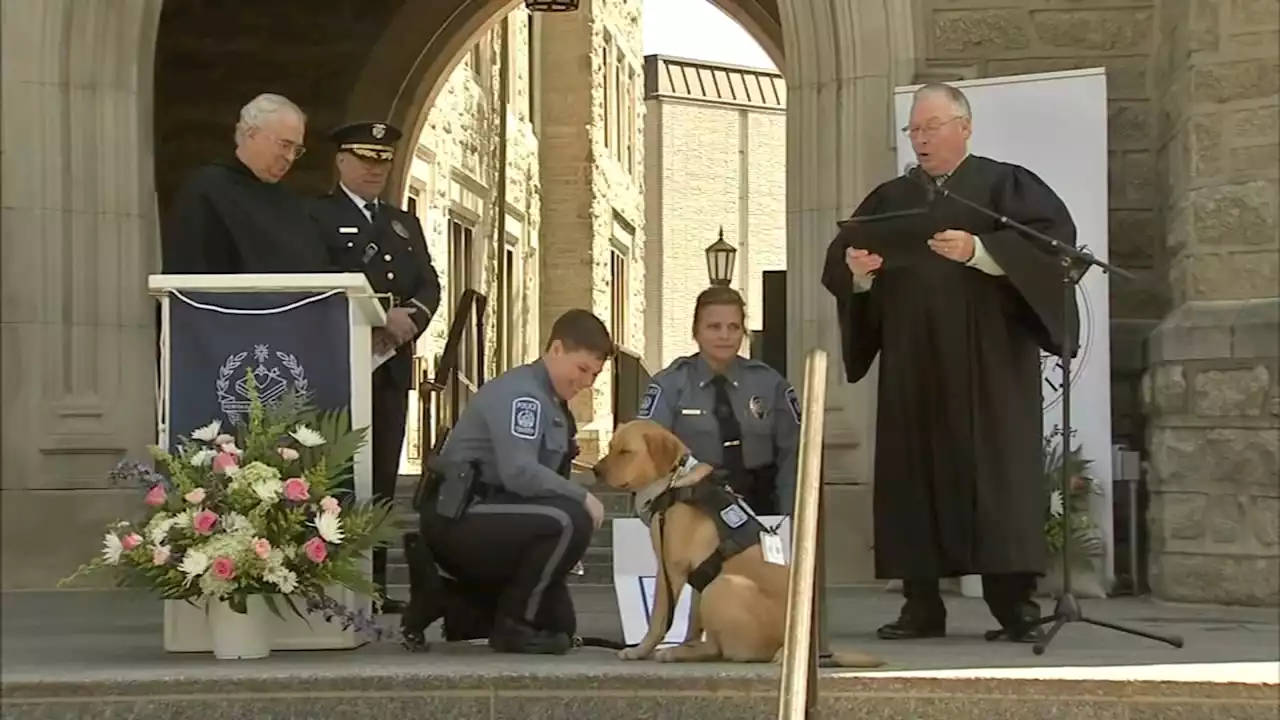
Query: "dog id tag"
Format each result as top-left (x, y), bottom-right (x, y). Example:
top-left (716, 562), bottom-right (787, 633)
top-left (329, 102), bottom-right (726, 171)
top-left (760, 532), bottom-right (786, 565)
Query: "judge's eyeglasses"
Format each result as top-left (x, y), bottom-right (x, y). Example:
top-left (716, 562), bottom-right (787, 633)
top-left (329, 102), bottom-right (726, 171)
top-left (901, 116), bottom-right (965, 139)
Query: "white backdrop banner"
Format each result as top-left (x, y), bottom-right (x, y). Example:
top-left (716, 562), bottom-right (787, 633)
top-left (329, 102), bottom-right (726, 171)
top-left (611, 516), bottom-right (792, 647)
top-left (892, 68), bottom-right (1114, 586)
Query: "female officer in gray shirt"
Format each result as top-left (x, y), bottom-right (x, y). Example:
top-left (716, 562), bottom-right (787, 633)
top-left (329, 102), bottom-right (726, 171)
top-left (636, 286), bottom-right (800, 516)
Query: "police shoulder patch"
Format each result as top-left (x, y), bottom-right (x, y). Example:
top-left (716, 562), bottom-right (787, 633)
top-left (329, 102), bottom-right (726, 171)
top-left (638, 383), bottom-right (662, 419)
top-left (720, 504), bottom-right (749, 529)
top-left (785, 386), bottom-right (801, 424)
top-left (510, 396), bottom-right (542, 439)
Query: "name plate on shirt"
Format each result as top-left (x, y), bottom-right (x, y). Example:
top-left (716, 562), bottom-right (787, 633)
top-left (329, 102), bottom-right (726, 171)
top-left (611, 515), bottom-right (791, 647)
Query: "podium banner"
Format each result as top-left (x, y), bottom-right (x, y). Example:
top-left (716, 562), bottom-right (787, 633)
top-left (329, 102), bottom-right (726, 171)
top-left (166, 290), bottom-right (352, 445)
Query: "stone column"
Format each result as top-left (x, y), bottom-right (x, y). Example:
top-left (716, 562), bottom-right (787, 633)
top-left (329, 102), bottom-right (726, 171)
top-left (778, 0), bottom-right (918, 583)
top-left (0, 0), bottom-right (163, 588)
top-left (1143, 0), bottom-right (1279, 606)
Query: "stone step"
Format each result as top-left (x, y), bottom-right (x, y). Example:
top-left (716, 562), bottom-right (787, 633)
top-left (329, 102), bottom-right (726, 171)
top-left (4, 668), bottom-right (1266, 719)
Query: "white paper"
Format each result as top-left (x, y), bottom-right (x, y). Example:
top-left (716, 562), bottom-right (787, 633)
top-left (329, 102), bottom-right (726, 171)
top-left (611, 515), bottom-right (791, 647)
top-left (371, 348), bottom-right (395, 371)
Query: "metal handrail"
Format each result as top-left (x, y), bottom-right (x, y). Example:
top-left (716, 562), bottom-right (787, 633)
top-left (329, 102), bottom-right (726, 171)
top-left (777, 349), bottom-right (829, 720)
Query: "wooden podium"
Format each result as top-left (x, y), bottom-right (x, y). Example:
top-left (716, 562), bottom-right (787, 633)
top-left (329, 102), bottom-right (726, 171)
top-left (148, 273), bottom-right (386, 652)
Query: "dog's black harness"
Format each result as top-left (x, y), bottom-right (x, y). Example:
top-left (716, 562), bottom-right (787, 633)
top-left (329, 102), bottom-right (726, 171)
top-left (649, 470), bottom-right (766, 592)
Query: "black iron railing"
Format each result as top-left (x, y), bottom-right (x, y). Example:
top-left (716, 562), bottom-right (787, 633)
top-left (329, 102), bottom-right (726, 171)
top-left (611, 345), bottom-right (651, 429)
top-left (415, 289), bottom-right (489, 467)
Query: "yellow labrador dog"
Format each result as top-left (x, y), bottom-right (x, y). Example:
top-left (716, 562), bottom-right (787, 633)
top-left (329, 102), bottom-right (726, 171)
top-left (594, 419), bottom-right (883, 667)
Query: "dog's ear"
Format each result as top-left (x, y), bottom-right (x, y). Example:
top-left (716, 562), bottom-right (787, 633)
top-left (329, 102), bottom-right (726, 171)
top-left (642, 428), bottom-right (683, 473)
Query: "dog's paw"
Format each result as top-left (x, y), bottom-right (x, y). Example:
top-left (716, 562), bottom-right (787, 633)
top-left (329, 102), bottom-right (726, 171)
top-left (617, 646), bottom-right (650, 661)
top-left (654, 647), bottom-right (680, 663)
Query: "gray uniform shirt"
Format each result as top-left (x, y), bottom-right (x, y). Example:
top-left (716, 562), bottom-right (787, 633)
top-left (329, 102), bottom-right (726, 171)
top-left (436, 359), bottom-right (586, 503)
top-left (637, 354), bottom-right (800, 512)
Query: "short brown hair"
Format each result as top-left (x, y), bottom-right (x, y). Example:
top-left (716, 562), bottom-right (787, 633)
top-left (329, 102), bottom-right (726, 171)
top-left (692, 286), bottom-right (747, 333)
top-left (546, 309), bottom-right (615, 360)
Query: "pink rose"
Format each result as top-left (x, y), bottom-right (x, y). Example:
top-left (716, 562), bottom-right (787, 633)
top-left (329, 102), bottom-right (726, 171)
top-left (319, 496), bottom-right (340, 514)
top-left (120, 533), bottom-right (143, 551)
top-left (210, 556), bottom-right (236, 581)
top-left (277, 446), bottom-right (300, 462)
top-left (282, 477), bottom-right (310, 502)
top-left (144, 485), bottom-right (167, 507)
top-left (252, 538), bottom-right (272, 559)
top-left (192, 510), bottom-right (219, 535)
top-left (152, 546), bottom-right (171, 565)
top-left (184, 487), bottom-right (206, 505)
top-left (303, 536), bottom-right (328, 563)
top-left (211, 453), bottom-right (239, 475)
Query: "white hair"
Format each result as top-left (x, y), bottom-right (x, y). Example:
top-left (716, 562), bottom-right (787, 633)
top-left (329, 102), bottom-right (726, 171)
top-left (911, 83), bottom-right (972, 119)
top-left (234, 93), bottom-right (306, 142)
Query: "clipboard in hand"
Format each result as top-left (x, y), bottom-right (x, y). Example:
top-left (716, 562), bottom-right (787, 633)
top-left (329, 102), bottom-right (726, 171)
top-left (834, 207), bottom-right (936, 270)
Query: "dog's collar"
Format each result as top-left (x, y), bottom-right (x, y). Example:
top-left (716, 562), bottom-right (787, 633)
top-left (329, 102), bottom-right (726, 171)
top-left (634, 453), bottom-right (700, 520)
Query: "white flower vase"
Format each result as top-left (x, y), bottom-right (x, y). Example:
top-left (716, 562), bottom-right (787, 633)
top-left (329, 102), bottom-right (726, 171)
top-left (209, 595), bottom-right (272, 660)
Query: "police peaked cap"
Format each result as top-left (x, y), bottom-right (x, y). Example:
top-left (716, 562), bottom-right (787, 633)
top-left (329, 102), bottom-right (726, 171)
top-left (328, 121), bottom-right (403, 161)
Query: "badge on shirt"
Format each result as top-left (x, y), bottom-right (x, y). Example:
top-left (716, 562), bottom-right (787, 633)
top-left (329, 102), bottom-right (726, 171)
top-left (391, 219), bottom-right (410, 238)
top-left (720, 504), bottom-right (749, 529)
top-left (748, 396), bottom-right (766, 420)
top-left (785, 386), bottom-right (801, 423)
top-left (510, 397), bottom-right (541, 439)
top-left (638, 383), bottom-right (661, 419)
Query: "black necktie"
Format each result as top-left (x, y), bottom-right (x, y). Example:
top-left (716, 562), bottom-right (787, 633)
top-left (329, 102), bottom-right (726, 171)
top-left (710, 375), bottom-right (745, 477)
top-left (364, 201), bottom-right (378, 223)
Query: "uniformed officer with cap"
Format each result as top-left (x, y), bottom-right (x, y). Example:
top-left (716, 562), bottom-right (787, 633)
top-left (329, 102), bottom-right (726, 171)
top-left (312, 120), bottom-right (442, 614)
top-left (417, 309), bottom-right (612, 654)
top-left (637, 286), bottom-right (799, 516)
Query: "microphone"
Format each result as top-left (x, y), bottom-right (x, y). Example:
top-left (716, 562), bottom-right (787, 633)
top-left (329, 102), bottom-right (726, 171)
top-left (904, 162), bottom-right (935, 202)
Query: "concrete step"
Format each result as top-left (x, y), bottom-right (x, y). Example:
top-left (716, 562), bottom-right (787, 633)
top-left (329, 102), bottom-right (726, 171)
top-left (4, 666), bottom-right (1269, 719)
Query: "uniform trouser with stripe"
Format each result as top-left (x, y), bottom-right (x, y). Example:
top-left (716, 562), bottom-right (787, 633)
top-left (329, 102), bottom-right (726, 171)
top-left (422, 492), bottom-right (593, 636)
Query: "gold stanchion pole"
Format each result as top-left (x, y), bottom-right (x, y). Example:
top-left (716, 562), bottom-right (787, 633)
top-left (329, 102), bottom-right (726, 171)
top-left (777, 349), bottom-right (828, 720)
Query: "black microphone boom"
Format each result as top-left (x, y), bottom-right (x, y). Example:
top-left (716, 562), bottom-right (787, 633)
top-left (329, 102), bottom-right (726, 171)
top-left (904, 167), bottom-right (1181, 656)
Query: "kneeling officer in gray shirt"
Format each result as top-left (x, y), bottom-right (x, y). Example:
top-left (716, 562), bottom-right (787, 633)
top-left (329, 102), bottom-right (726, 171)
top-left (420, 309), bottom-right (611, 654)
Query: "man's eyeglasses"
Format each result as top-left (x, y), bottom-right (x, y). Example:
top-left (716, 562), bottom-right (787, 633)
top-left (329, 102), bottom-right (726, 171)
top-left (902, 116), bottom-right (965, 139)
top-left (255, 128), bottom-right (307, 159)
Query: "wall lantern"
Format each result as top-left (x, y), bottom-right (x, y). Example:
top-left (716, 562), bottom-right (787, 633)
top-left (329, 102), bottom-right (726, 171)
top-left (525, 0), bottom-right (580, 11)
top-left (705, 227), bottom-right (737, 287)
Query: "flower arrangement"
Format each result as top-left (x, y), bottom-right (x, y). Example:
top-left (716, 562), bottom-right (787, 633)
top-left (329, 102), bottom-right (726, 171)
top-left (1043, 426), bottom-right (1104, 566)
top-left (60, 372), bottom-right (398, 624)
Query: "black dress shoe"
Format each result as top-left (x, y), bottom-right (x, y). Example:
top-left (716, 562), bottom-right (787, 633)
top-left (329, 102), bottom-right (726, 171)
top-left (378, 598), bottom-right (407, 615)
top-left (1004, 603), bottom-right (1047, 643)
top-left (488, 617), bottom-right (572, 655)
top-left (876, 610), bottom-right (946, 640)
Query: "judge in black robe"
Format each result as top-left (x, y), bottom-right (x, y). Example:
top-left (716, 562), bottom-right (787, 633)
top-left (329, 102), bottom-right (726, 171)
top-left (822, 86), bottom-right (1079, 644)
top-left (161, 94), bottom-right (334, 274)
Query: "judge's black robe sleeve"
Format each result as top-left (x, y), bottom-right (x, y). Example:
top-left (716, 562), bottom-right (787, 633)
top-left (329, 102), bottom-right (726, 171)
top-left (978, 164), bottom-right (1080, 359)
top-left (821, 188), bottom-right (887, 384)
top-left (161, 170), bottom-right (234, 274)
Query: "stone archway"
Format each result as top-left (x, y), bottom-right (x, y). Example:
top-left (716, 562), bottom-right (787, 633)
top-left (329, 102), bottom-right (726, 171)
top-left (0, 0), bottom-right (918, 588)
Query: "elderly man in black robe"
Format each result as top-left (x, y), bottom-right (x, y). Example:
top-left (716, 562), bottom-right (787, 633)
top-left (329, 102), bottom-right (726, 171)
top-left (162, 93), bottom-right (333, 274)
top-left (821, 82), bottom-right (1079, 643)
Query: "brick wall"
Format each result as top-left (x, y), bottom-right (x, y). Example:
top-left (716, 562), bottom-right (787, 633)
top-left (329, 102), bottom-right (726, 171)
top-left (642, 56), bottom-right (786, 370)
top-left (538, 0), bottom-right (647, 459)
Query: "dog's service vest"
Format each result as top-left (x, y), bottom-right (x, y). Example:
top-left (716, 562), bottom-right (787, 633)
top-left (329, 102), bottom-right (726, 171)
top-left (648, 472), bottom-right (766, 592)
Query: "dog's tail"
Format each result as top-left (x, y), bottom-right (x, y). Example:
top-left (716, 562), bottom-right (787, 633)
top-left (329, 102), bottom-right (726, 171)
top-left (770, 647), bottom-right (886, 669)
top-left (827, 651), bottom-right (887, 668)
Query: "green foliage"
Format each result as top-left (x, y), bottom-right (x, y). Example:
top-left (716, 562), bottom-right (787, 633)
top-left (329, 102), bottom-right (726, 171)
top-left (1042, 429), bottom-right (1105, 567)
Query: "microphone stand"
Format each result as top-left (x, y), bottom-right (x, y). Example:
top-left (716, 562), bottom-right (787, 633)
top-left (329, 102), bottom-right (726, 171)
top-left (925, 179), bottom-right (1184, 656)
